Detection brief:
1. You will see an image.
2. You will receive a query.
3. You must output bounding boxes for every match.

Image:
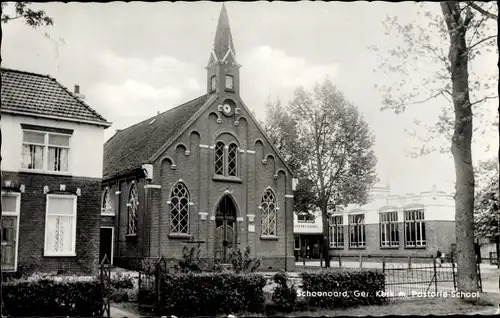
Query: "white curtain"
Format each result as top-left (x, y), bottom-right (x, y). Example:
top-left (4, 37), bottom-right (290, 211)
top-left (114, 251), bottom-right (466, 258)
top-left (48, 147), bottom-right (69, 171)
top-left (22, 145), bottom-right (44, 169)
top-left (46, 197), bottom-right (75, 254)
top-left (34, 146), bottom-right (44, 169)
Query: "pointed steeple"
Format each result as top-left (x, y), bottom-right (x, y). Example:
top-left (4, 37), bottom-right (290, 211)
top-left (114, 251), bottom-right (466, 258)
top-left (213, 4), bottom-right (236, 61)
top-left (206, 4), bottom-right (241, 96)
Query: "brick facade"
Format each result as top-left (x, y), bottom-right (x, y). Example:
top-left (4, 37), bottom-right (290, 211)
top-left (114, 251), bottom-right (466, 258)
top-left (2, 171), bottom-right (101, 274)
top-left (102, 6), bottom-right (295, 272)
top-left (103, 101), bottom-right (296, 271)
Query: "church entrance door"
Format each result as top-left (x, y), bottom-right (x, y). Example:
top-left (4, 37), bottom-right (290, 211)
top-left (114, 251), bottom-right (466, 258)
top-left (215, 195), bottom-right (237, 263)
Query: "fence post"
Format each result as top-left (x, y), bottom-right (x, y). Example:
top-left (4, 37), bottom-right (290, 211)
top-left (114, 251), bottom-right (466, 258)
top-left (382, 257), bottom-right (386, 273)
top-left (359, 254), bottom-right (363, 269)
top-left (451, 256), bottom-right (457, 290)
top-left (408, 256), bottom-right (411, 269)
top-left (339, 255), bottom-right (342, 268)
top-left (477, 262), bottom-right (483, 292)
top-left (433, 256), bottom-right (438, 294)
top-left (155, 257), bottom-right (161, 315)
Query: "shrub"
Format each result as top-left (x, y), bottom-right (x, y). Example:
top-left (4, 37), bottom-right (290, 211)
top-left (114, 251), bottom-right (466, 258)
top-left (228, 246), bottom-right (261, 273)
top-left (157, 272), bottom-right (266, 316)
top-left (300, 270), bottom-right (387, 309)
top-left (110, 287), bottom-right (129, 303)
top-left (271, 271), bottom-right (297, 312)
top-left (111, 271), bottom-right (134, 290)
top-left (2, 276), bottom-right (103, 317)
top-left (175, 243), bottom-right (205, 273)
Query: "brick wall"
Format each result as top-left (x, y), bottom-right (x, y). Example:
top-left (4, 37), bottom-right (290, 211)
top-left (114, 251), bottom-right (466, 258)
top-left (2, 171), bottom-right (101, 275)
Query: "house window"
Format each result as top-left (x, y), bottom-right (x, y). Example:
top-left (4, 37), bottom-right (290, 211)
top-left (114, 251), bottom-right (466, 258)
top-left (228, 143), bottom-right (238, 176)
top-left (329, 215), bottom-right (344, 248)
top-left (170, 182), bottom-right (190, 234)
top-left (215, 141), bottom-right (225, 175)
top-left (349, 214), bottom-right (365, 248)
top-left (380, 211), bottom-right (399, 247)
top-left (101, 189), bottom-right (114, 215)
top-left (22, 130), bottom-right (70, 172)
top-left (127, 184), bottom-right (138, 235)
top-left (261, 188), bottom-right (277, 236)
top-left (404, 209), bottom-right (426, 247)
top-left (214, 141), bottom-right (239, 177)
top-left (1, 192), bottom-right (20, 271)
top-left (44, 194), bottom-right (77, 256)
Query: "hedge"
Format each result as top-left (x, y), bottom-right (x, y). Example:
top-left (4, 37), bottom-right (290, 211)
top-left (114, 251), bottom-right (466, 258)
top-left (157, 272), bottom-right (266, 316)
top-left (300, 270), bottom-right (387, 309)
top-left (2, 276), bottom-right (103, 317)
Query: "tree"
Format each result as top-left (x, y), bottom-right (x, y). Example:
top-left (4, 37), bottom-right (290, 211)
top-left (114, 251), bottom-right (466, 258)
top-left (369, 2), bottom-right (498, 292)
top-left (474, 159), bottom-right (499, 241)
top-left (262, 98), bottom-right (318, 215)
top-left (288, 79), bottom-right (377, 268)
top-left (1, 2), bottom-right (53, 27)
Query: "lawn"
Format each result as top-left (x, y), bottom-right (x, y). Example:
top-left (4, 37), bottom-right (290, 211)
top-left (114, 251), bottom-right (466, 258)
top-left (112, 292), bottom-right (499, 317)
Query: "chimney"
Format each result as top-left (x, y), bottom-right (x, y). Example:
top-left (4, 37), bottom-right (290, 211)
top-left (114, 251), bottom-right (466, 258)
top-left (74, 84), bottom-right (85, 101)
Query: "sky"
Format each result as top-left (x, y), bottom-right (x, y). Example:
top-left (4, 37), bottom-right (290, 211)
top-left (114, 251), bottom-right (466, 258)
top-left (2, 2), bottom-right (498, 195)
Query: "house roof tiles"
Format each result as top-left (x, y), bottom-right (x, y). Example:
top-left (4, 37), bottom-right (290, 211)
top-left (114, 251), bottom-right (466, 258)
top-left (1, 67), bottom-right (110, 126)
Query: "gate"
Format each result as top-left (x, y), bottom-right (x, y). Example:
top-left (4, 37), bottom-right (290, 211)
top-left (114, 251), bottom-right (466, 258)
top-left (138, 256), bottom-right (167, 314)
top-left (99, 254), bottom-right (112, 318)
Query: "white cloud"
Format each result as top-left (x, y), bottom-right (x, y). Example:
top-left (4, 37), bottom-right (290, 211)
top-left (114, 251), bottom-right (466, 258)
top-left (84, 49), bottom-right (205, 141)
top-left (239, 45), bottom-right (340, 120)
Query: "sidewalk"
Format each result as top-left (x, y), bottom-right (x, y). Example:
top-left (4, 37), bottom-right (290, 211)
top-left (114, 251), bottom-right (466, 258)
top-left (110, 305), bottom-right (141, 318)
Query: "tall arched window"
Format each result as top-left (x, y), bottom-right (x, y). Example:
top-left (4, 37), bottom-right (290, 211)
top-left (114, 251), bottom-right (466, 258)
top-left (215, 141), bottom-right (225, 175)
top-left (127, 183), bottom-right (138, 235)
top-left (228, 143), bottom-right (238, 176)
top-left (101, 188), bottom-right (113, 215)
top-left (170, 182), bottom-right (190, 234)
top-left (261, 188), bottom-right (277, 236)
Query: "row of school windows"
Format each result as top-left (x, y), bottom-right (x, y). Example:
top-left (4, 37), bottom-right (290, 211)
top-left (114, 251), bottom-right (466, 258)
top-left (102, 182), bottom-right (280, 237)
top-left (324, 211), bottom-right (426, 249)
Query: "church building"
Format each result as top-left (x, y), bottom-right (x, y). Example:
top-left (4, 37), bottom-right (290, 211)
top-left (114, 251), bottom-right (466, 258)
top-left (101, 5), bottom-right (295, 271)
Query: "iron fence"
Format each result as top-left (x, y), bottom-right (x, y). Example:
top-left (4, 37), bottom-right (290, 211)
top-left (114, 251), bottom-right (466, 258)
top-left (99, 254), bottom-right (112, 318)
top-left (489, 252), bottom-right (498, 265)
top-left (295, 255), bottom-right (484, 298)
top-left (382, 258), bottom-right (457, 298)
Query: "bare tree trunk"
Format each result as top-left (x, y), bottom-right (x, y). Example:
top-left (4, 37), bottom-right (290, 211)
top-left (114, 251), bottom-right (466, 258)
top-left (441, 2), bottom-right (479, 293)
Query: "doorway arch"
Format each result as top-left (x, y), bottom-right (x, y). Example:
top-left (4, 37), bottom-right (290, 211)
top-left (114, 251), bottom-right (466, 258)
top-left (214, 195), bottom-right (238, 263)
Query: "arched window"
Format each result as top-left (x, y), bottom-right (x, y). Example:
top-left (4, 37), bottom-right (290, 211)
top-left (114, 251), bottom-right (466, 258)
top-left (127, 183), bottom-right (138, 235)
top-left (101, 188), bottom-right (113, 215)
top-left (215, 141), bottom-right (225, 175)
top-left (261, 188), bottom-right (277, 236)
top-left (170, 182), bottom-right (190, 234)
top-left (228, 143), bottom-right (238, 176)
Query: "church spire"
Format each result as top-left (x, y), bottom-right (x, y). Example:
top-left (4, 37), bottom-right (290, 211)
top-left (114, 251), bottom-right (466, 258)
top-left (206, 4), bottom-right (240, 96)
top-left (213, 4), bottom-right (236, 61)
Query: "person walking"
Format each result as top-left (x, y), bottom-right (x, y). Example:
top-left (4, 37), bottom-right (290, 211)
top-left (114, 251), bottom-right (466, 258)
top-left (436, 250), bottom-right (442, 267)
